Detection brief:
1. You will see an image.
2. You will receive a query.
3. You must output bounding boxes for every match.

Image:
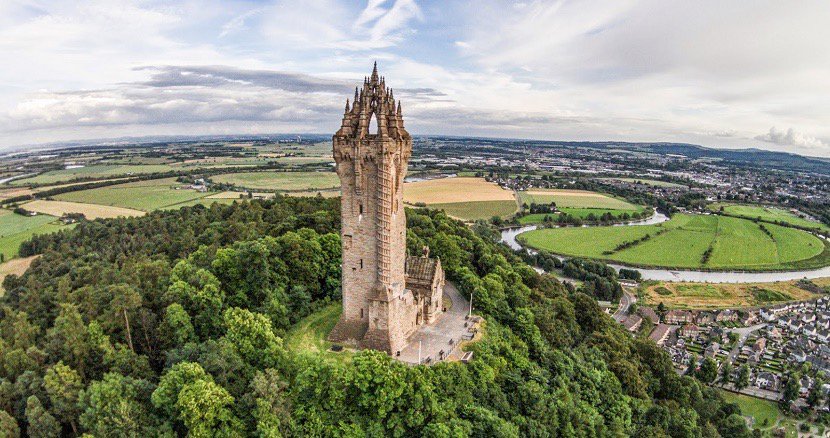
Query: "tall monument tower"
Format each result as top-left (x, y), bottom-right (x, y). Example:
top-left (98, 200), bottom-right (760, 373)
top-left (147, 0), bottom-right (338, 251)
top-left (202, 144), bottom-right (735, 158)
top-left (328, 63), bottom-right (422, 354)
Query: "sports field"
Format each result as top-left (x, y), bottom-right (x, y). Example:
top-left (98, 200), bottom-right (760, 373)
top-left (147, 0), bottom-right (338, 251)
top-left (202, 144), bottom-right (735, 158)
top-left (24, 200), bottom-right (145, 219)
top-left (518, 189), bottom-right (639, 210)
top-left (55, 178), bottom-right (216, 211)
top-left (711, 203), bottom-right (830, 233)
top-left (519, 213), bottom-right (827, 270)
top-left (0, 210), bottom-right (73, 260)
top-left (211, 171), bottom-right (339, 191)
top-left (403, 177), bottom-right (518, 221)
top-left (644, 279), bottom-right (822, 309)
top-left (12, 164), bottom-right (175, 185)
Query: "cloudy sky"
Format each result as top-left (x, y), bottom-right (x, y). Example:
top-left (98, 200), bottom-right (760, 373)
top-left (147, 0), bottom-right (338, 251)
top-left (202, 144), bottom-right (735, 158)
top-left (2, 1), bottom-right (829, 157)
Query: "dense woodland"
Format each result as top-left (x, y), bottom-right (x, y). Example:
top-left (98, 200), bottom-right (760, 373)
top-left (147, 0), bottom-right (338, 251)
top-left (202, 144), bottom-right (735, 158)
top-left (0, 196), bottom-right (753, 437)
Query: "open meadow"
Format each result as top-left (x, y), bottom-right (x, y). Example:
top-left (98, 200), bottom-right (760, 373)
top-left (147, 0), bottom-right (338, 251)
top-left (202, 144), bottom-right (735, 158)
top-left (12, 164), bottom-right (176, 185)
top-left (211, 171), bottom-right (339, 192)
top-left (54, 178), bottom-right (216, 211)
top-left (0, 255), bottom-right (39, 295)
top-left (518, 188), bottom-right (640, 209)
top-left (403, 177), bottom-right (518, 221)
top-left (519, 213), bottom-right (828, 271)
top-left (643, 279), bottom-right (824, 309)
top-left (0, 210), bottom-right (73, 260)
top-left (710, 203), bottom-right (830, 233)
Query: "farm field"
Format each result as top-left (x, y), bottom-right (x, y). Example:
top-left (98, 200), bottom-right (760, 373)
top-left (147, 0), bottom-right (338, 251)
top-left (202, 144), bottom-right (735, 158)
top-left (710, 203), bottom-right (830, 233)
top-left (598, 177), bottom-right (685, 188)
top-left (403, 177), bottom-right (514, 204)
top-left (403, 177), bottom-right (518, 221)
top-left (55, 178), bottom-right (214, 211)
top-left (519, 214), bottom-right (828, 271)
top-left (518, 189), bottom-right (639, 210)
top-left (12, 164), bottom-right (176, 185)
top-left (0, 255), bottom-right (39, 295)
top-left (643, 279), bottom-right (823, 309)
top-left (0, 210), bottom-right (72, 260)
top-left (24, 200), bottom-right (144, 219)
top-left (211, 171), bottom-right (339, 192)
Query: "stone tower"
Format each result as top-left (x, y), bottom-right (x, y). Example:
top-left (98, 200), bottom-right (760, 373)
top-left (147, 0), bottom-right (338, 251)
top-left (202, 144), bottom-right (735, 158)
top-left (328, 63), bottom-right (416, 354)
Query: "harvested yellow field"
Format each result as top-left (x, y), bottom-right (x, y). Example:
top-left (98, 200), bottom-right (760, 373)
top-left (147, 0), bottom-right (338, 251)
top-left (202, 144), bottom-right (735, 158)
top-left (644, 280), bottom-right (822, 310)
top-left (0, 187), bottom-right (34, 201)
top-left (519, 189), bottom-right (638, 210)
top-left (403, 177), bottom-right (514, 204)
top-left (815, 277), bottom-right (830, 288)
top-left (24, 200), bottom-right (145, 219)
top-left (284, 190), bottom-right (340, 198)
top-left (0, 255), bottom-right (39, 295)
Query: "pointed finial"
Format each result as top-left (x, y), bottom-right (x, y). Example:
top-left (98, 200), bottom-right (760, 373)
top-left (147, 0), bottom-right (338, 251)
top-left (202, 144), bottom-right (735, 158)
top-left (397, 101), bottom-right (402, 115)
top-left (345, 99), bottom-right (350, 113)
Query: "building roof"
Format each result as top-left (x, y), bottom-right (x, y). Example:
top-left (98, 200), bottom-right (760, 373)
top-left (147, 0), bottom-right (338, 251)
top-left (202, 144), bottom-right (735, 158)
top-left (406, 255), bottom-right (439, 284)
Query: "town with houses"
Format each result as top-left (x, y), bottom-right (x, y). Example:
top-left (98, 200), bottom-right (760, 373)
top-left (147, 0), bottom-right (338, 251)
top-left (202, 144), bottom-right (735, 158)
top-left (613, 285), bottom-right (830, 412)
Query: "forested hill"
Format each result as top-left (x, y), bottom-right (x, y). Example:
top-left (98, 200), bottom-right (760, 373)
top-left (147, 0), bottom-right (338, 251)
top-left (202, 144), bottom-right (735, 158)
top-left (0, 197), bottom-right (751, 436)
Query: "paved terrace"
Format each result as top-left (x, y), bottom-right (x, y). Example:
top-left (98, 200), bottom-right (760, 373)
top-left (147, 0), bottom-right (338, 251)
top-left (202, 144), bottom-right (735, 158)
top-left (397, 282), bottom-right (479, 365)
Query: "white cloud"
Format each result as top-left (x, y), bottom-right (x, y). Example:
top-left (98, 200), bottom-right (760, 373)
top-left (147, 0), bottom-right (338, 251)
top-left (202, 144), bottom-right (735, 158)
top-left (755, 127), bottom-right (827, 151)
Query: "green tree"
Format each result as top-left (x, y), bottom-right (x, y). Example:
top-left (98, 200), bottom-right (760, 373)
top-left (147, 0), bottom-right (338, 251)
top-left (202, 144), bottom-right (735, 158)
top-left (79, 373), bottom-right (159, 437)
top-left (245, 369), bottom-right (292, 437)
top-left (176, 379), bottom-right (243, 437)
top-left (152, 362), bottom-right (211, 419)
top-left (43, 362), bottom-right (83, 434)
top-left (696, 357), bottom-right (717, 384)
top-left (222, 308), bottom-right (283, 370)
top-left (719, 360), bottom-right (733, 384)
top-left (783, 373), bottom-right (800, 404)
top-left (162, 303), bottom-right (196, 347)
top-left (807, 375), bottom-right (824, 408)
top-left (25, 396), bottom-right (61, 438)
top-left (734, 365), bottom-right (750, 390)
top-left (0, 409), bottom-right (20, 438)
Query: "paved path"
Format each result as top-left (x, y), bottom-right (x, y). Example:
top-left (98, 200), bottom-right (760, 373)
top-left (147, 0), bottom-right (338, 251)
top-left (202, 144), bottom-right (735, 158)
top-left (398, 282), bottom-right (472, 365)
top-left (613, 289), bottom-right (637, 323)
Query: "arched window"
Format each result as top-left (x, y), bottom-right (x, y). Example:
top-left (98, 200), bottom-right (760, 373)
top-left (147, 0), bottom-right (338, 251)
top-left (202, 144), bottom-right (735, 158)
top-left (368, 112), bottom-right (378, 135)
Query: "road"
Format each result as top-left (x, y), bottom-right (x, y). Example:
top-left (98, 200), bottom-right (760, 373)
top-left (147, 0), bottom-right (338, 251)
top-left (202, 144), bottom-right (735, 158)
top-left (613, 289), bottom-right (636, 322)
top-left (725, 323), bottom-right (767, 363)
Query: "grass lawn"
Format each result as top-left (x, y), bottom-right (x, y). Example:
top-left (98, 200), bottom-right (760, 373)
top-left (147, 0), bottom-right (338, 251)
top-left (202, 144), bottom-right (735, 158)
top-left (710, 203), bottom-right (830, 233)
top-left (643, 279), bottom-right (820, 309)
top-left (13, 164), bottom-right (176, 185)
top-left (211, 171), bottom-right (339, 192)
top-left (518, 189), bottom-right (639, 210)
top-left (55, 178), bottom-right (215, 211)
top-left (284, 303), bottom-right (352, 364)
top-left (720, 391), bottom-right (780, 430)
top-left (0, 210), bottom-right (73, 260)
top-left (519, 213), bottom-right (827, 271)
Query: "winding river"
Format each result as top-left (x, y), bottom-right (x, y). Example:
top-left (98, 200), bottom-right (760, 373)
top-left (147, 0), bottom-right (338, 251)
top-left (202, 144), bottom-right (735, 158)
top-left (500, 212), bottom-right (830, 283)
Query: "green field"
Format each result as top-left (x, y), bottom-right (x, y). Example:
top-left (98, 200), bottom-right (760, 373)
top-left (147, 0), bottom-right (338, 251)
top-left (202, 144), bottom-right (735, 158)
top-left (211, 171), bottom-right (339, 192)
top-left (519, 214), bottom-right (828, 270)
top-left (55, 178), bottom-right (216, 211)
top-left (12, 164), bottom-right (176, 185)
top-left (430, 200), bottom-right (518, 221)
top-left (0, 210), bottom-right (72, 260)
top-left (598, 177), bottom-right (686, 188)
top-left (710, 203), bottom-right (830, 233)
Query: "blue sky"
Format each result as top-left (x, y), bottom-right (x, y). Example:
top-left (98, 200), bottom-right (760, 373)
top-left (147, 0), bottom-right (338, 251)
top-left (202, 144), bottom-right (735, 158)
top-left (1, 0), bottom-right (829, 157)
